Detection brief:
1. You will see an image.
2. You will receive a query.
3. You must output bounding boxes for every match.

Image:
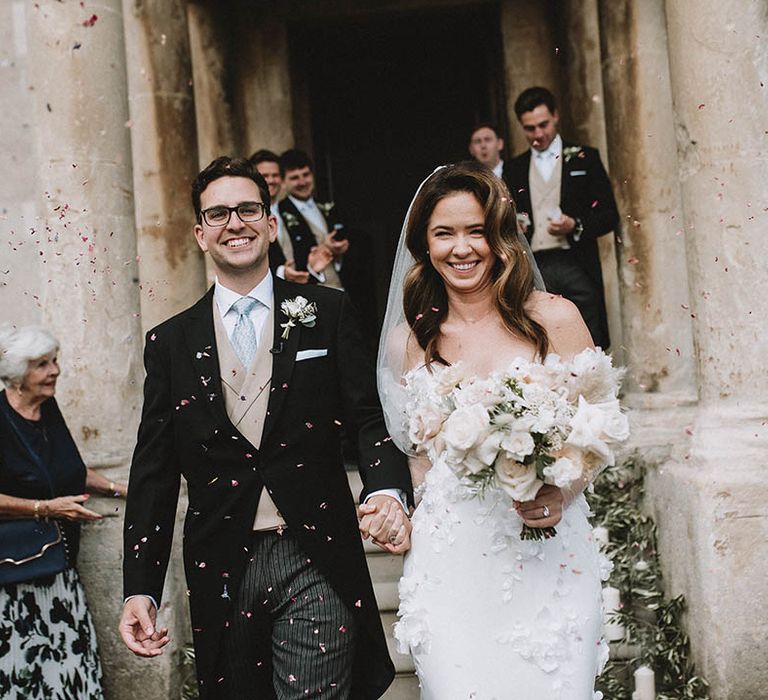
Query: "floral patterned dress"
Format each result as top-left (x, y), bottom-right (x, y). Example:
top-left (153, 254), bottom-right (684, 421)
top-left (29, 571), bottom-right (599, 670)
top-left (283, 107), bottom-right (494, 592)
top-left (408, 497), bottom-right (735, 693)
top-left (0, 393), bottom-right (104, 699)
top-left (394, 350), bottom-right (620, 700)
top-left (0, 568), bottom-right (104, 699)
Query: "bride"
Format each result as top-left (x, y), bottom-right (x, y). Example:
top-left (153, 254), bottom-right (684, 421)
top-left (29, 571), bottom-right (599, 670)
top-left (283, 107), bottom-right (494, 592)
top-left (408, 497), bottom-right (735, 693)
top-left (376, 162), bottom-right (619, 699)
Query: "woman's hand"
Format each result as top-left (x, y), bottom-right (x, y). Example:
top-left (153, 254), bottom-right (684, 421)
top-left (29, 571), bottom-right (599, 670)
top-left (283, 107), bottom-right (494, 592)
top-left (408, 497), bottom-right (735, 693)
top-left (514, 484), bottom-right (564, 529)
top-left (358, 495), bottom-right (412, 555)
top-left (45, 494), bottom-right (103, 521)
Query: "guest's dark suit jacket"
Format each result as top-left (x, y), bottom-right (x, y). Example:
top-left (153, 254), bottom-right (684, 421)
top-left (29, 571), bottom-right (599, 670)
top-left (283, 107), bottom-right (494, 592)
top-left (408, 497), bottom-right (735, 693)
top-left (123, 278), bottom-right (412, 699)
top-left (271, 198), bottom-right (378, 343)
top-left (506, 143), bottom-right (619, 347)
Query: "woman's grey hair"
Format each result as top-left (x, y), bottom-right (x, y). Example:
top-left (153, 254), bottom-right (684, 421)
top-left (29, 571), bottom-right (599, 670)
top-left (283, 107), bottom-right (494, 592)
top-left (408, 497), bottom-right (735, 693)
top-left (0, 324), bottom-right (59, 386)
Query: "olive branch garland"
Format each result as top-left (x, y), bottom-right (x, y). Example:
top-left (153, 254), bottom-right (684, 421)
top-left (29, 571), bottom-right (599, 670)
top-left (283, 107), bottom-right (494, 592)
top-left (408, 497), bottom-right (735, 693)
top-left (592, 456), bottom-right (710, 700)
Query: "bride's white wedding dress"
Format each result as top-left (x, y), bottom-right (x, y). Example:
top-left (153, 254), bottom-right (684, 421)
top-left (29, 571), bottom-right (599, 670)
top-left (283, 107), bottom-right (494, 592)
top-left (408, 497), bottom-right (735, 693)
top-left (394, 366), bottom-right (611, 700)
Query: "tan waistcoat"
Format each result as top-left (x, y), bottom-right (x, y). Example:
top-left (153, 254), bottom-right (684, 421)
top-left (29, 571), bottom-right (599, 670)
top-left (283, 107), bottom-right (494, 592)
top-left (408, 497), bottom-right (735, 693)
top-left (213, 302), bottom-right (286, 530)
top-left (529, 155), bottom-right (569, 252)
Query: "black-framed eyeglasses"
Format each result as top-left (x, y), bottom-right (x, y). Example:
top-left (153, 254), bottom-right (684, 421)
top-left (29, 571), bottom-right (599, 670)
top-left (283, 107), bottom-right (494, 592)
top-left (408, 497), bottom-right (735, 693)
top-left (200, 201), bottom-right (268, 227)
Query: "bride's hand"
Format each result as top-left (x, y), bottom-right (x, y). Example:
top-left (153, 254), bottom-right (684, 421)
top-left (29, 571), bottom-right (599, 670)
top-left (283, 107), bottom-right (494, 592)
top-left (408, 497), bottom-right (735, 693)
top-left (514, 484), bottom-right (564, 529)
top-left (358, 495), bottom-right (412, 555)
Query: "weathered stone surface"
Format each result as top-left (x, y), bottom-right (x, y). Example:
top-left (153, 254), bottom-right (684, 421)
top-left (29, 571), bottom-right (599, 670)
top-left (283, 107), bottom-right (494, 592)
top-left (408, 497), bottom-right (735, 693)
top-left (122, 0), bottom-right (206, 333)
top-left (652, 0), bottom-right (768, 695)
top-left (25, 0), bottom-right (143, 467)
top-left (561, 0), bottom-right (624, 362)
top-left (500, 0), bottom-right (560, 156)
top-left (598, 0), bottom-right (698, 402)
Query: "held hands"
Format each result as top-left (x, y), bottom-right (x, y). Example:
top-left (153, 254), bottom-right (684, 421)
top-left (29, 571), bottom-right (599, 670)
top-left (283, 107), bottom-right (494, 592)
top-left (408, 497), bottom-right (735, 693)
top-left (46, 494), bottom-right (102, 521)
top-left (119, 596), bottom-right (170, 657)
top-left (358, 495), bottom-right (411, 555)
top-left (514, 484), bottom-right (564, 529)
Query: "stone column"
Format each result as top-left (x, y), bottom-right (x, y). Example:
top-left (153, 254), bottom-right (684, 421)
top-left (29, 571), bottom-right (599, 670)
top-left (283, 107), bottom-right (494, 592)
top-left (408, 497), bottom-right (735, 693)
top-left (559, 0), bottom-right (607, 153)
top-left (187, 2), bottom-right (237, 167)
top-left (597, 0), bottom-right (697, 402)
top-left (232, 8), bottom-right (295, 156)
top-left (499, 0), bottom-right (560, 156)
top-left (560, 0), bottom-right (624, 361)
top-left (122, 0), bottom-right (206, 333)
top-left (26, 0), bottom-right (142, 466)
top-left (652, 2), bottom-right (768, 697)
top-left (25, 4), bottom-right (187, 698)
top-left (0, 1), bottom-right (45, 329)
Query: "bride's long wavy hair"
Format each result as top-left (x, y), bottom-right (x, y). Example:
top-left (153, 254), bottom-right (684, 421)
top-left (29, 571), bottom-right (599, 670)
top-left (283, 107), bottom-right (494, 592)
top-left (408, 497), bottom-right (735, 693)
top-left (403, 161), bottom-right (548, 366)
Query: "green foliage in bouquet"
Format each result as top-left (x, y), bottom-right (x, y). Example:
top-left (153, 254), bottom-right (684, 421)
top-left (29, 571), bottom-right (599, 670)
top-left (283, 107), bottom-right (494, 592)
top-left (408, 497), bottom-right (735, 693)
top-left (591, 457), bottom-right (710, 700)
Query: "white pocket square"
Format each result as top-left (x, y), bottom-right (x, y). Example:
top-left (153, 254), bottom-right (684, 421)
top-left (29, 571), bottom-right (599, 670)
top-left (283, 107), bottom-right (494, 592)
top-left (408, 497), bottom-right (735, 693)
top-left (296, 348), bottom-right (328, 361)
top-left (570, 170), bottom-right (587, 176)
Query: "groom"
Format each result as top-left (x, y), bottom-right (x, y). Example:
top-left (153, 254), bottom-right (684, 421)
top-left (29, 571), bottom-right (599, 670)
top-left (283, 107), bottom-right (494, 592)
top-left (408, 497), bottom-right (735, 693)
top-left (119, 157), bottom-right (412, 699)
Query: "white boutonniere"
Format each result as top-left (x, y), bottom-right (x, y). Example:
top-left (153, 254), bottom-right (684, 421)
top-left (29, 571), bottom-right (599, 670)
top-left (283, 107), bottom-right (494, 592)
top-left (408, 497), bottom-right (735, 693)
top-left (280, 296), bottom-right (317, 340)
top-left (316, 201), bottom-right (335, 216)
top-left (563, 146), bottom-right (583, 163)
top-left (282, 211), bottom-right (301, 229)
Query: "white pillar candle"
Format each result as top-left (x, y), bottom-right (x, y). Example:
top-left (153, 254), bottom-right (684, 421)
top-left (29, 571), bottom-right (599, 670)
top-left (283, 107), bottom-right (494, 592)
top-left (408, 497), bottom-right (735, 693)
top-left (634, 665), bottom-right (656, 700)
top-left (593, 526), bottom-right (609, 548)
top-left (602, 585), bottom-right (625, 641)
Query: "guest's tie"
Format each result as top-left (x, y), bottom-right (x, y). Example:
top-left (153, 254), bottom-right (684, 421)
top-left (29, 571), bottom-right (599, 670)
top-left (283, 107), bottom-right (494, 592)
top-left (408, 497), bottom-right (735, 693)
top-left (231, 296), bottom-right (259, 368)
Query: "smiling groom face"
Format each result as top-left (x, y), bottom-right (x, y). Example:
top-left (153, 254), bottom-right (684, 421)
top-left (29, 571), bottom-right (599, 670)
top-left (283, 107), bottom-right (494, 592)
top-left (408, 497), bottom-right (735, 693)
top-left (193, 175), bottom-right (277, 280)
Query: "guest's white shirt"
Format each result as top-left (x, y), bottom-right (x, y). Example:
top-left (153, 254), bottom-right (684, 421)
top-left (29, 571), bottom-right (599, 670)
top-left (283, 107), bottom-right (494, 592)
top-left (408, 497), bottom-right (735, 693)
top-left (214, 273), bottom-right (272, 347)
top-left (271, 201), bottom-right (288, 248)
top-left (532, 134), bottom-right (562, 182)
top-left (288, 195), bottom-right (327, 235)
top-left (492, 160), bottom-right (504, 179)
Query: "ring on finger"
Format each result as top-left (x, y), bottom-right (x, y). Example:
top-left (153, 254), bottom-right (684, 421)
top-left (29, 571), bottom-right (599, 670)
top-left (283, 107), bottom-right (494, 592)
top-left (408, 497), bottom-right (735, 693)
top-left (542, 504), bottom-right (550, 518)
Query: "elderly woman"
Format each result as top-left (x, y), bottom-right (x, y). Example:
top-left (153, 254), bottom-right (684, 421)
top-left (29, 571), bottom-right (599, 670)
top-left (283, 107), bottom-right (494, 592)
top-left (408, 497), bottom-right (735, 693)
top-left (0, 324), bottom-right (126, 699)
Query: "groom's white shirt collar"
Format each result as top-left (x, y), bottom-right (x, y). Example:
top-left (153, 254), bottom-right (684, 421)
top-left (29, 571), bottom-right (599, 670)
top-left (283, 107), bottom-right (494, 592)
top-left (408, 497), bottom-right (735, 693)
top-left (214, 273), bottom-right (273, 316)
top-left (214, 273), bottom-right (273, 342)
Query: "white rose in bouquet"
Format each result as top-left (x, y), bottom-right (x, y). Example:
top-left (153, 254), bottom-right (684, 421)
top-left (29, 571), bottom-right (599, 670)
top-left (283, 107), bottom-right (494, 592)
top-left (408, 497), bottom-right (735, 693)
top-left (543, 456), bottom-right (582, 488)
top-left (565, 396), bottom-right (612, 463)
top-left (442, 403), bottom-right (489, 465)
top-left (599, 399), bottom-right (630, 442)
top-left (435, 363), bottom-right (465, 396)
top-left (500, 430), bottom-right (535, 462)
top-left (475, 431), bottom-right (503, 467)
top-left (454, 376), bottom-right (504, 409)
top-left (494, 454), bottom-right (542, 502)
top-left (408, 403), bottom-right (445, 449)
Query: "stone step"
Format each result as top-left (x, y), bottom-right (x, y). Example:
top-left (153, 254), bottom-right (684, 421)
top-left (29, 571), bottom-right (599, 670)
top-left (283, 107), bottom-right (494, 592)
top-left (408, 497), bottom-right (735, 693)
top-left (381, 611), bottom-right (415, 674)
top-left (382, 672), bottom-right (420, 699)
top-left (367, 549), bottom-right (404, 582)
top-left (373, 580), bottom-right (400, 612)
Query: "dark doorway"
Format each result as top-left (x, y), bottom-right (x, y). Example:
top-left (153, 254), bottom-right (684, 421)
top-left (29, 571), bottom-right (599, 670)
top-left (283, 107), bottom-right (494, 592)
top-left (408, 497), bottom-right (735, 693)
top-left (288, 4), bottom-right (507, 325)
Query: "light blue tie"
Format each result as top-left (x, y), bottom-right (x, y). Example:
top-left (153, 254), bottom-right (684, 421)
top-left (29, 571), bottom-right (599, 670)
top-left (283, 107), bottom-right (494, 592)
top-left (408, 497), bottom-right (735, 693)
top-left (230, 296), bottom-right (259, 368)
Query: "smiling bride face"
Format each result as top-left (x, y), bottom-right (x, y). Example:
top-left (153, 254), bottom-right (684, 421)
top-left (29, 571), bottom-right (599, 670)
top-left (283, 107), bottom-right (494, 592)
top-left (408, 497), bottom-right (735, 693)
top-left (426, 191), bottom-right (496, 297)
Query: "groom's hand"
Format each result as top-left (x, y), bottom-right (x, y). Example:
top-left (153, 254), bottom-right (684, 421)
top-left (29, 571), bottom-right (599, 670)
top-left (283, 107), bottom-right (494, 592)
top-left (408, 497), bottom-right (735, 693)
top-left (358, 495), bottom-right (412, 555)
top-left (119, 596), bottom-right (170, 657)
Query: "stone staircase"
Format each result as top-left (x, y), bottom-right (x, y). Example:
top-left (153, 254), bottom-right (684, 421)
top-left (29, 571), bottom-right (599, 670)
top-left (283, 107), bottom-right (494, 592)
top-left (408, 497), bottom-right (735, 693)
top-left (348, 471), bottom-right (420, 699)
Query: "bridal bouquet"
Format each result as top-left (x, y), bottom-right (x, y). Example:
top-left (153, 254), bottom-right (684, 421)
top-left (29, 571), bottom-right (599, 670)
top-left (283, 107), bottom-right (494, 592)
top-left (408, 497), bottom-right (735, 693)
top-left (405, 348), bottom-right (628, 540)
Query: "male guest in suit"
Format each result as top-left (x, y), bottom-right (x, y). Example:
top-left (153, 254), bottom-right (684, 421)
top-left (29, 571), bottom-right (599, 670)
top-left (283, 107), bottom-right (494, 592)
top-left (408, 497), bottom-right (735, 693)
top-left (249, 148), bottom-right (333, 285)
top-left (506, 86), bottom-right (619, 349)
top-left (118, 157), bottom-right (413, 699)
top-left (278, 149), bottom-right (377, 342)
top-left (468, 122), bottom-right (509, 183)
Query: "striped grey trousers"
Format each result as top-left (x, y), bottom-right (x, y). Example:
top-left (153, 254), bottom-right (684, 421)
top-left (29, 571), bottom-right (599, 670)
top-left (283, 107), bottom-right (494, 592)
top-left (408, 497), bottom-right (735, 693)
top-left (224, 529), bottom-right (358, 699)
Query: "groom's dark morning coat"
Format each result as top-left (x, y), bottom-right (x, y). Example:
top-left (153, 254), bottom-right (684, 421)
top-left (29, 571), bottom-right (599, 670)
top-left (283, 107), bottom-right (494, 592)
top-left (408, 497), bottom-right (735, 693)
top-left (123, 278), bottom-right (412, 699)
